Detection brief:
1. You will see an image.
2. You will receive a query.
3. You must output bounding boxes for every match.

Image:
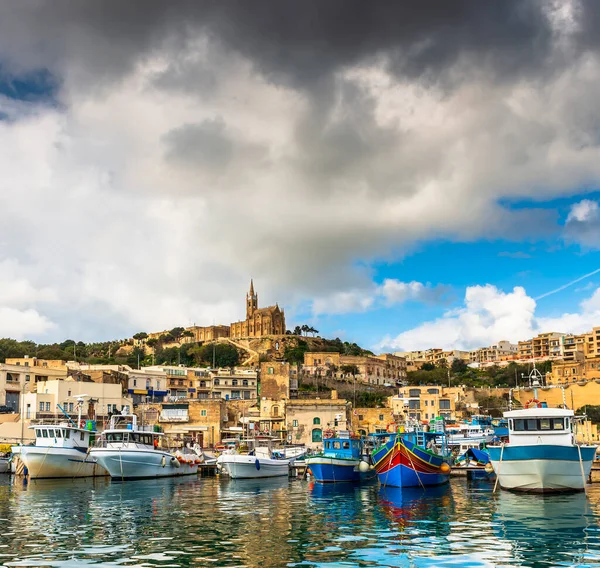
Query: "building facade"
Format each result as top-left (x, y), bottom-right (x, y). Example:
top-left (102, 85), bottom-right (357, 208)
top-left (230, 280), bottom-right (286, 339)
top-left (285, 397), bottom-right (350, 449)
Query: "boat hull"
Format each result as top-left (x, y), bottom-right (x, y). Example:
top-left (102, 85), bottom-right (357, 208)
top-left (220, 455), bottom-right (290, 479)
top-left (305, 456), bottom-right (375, 483)
top-left (20, 446), bottom-right (106, 479)
top-left (91, 449), bottom-right (198, 480)
top-left (488, 444), bottom-right (596, 493)
top-left (373, 437), bottom-right (450, 488)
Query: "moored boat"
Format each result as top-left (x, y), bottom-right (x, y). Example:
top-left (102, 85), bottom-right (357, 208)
top-left (305, 432), bottom-right (375, 483)
top-left (90, 413), bottom-right (200, 481)
top-left (18, 396), bottom-right (106, 479)
top-left (20, 422), bottom-right (105, 479)
top-left (218, 436), bottom-right (302, 479)
top-left (372, 428), bottom-right (451, 488)
top-left (488, 365), bottom-right (597, 493)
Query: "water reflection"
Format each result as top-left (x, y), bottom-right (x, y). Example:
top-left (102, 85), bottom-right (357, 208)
top-left (1, 475), bottom-right (600, 567)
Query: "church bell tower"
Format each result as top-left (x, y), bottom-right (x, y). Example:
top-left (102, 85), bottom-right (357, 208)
top-left (246, 279), bottom-right (258, 317)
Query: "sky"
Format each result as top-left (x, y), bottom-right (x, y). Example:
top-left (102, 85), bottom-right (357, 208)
top-left (1, 1), bottom-right (600, 352)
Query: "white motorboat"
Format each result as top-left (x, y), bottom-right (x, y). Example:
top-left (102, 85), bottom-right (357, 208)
top-left (19, 423), bottom-right (105, 479)
top-left (488, 366), bottom-right (597, 493)
top-left (218, 436), bottom-right (303, 479)
top-left (18, 396), bottom-right (106, 479)
top-left (90, 413), bottom-right (200, 481)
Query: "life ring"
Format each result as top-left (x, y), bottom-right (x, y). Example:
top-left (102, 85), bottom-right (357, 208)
top-left (386, 423), bottom-right (397, 433)
top-left (525, 399), bottom-right (542, 409)
top-left (323, 429), bottom-right (335, 439)
top-left (79, 420), bottom-right (86, 429)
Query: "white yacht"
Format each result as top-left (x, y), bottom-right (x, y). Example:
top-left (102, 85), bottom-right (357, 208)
top-left (488, 366), bottom-right (597, 493)
top-left (218, 436), bottom-right (304, 479)
top-left (18, 396), bottom-right (106, 479)
top-left (90, 413), bottom-right (200, 480)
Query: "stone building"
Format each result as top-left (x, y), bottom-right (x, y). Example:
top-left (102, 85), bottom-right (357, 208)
top-left (157, 399), bottom-right (227, 447)
top-left (285, 396), bottom-right (350, 448)
top-left (303, 352), bottom-right (407, 386)
top-left (260, 362), bottom-right (292, 400)
top-left (230, 280), bottom-right (286, 339)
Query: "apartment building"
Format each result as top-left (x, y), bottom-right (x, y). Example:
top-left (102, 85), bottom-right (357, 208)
top-left (0, 360), bottom-right (67, 412)
top-left (285, 397), bottom-right (350, 448)
top-left (23, 379), bottom-right (132, 421)
top-left (390, 386), bottom-right (469, 422)
top-left (211, 368), bottom-right (258, 400)
top-left (470, 341), bottom-right (518, 364)
top-left (127, 369), bottom-right (168, 404)
top-left (585, 327), bottom-right (600, 359)
top-left (303, 352), bottom-right (407, 386)
top-left (549, 357), bottom-right (600, 385)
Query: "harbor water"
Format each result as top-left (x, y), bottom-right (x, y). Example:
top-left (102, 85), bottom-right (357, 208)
top-left (2, 476), bottom-right (600, 567)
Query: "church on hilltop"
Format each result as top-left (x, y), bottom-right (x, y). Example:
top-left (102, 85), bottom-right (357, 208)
top-left (229, 280), bottom-right (286, 339)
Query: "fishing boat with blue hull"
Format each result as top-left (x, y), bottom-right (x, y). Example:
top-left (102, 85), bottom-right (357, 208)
top-left (305, 433), bottom-right (375, 483)
top-left (488, 365), bottom-right (597, 493)
top-left (372, 429), bottom-right (451, 488)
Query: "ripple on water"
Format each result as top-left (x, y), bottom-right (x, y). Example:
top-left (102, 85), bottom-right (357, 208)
top-left (2, 476), bottom-right (600, 566)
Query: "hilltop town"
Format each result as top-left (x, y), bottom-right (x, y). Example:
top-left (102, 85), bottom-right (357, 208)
top-left (1, 281), bottom-right (600, 447)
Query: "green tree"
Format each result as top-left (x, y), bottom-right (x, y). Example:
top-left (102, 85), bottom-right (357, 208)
top-left (577, 406), bottom-right (600, 424)
top-left (451, 358), bottom-right (468, 374)
top-left (133, 332), bottom-right (148, 340)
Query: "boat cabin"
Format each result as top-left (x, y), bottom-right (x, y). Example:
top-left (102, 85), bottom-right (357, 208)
top-left (96, 413), bottom-right (165, 450)
top-left (32, 423), bottom-right (95, 449)
top-left (504, 408), bottom-right (574, 447)
top-left (322, 437), bottom-right (363, 460)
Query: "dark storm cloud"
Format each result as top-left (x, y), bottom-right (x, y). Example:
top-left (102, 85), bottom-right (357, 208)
top-left (1, 1), bottom-right (590, 92)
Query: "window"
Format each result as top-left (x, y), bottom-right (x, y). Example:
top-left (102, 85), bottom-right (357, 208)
top-left (333, 441), bottom-right (341, 449)
top-left (45, 402), bottom-right (50, 412)
top-left (268, 367), bottom-right (274, 374)
top-left (312, 428), bottom-right (322, 443)
top-left (313, 417), bottom-right (321, 425)
top-left (232, 380), bottom-right (238, 386)
top-left (64, 429), bottom-right (70, 439)
top-left (552, 418), bottom-right (564, 430)
top-left (539, 418), bottom-right (551, 430)
top-left (42, 429), bottom-right (48, 438)
top-left (526, 419), bottom-right (537, 431)
top-left (25, 375), bottom-right (30, 381)
top-left (69, 403), bottom-right (74, 412)
top-left (379, 414), bottom-right (384, 421)
top-left (409, 400), bottom-right (420, 409)
top-left (201, 410), bottom-right (207, 417)
top-left (342, 441), bottom-right (350, 449)
top-left (358, 414), bottom-right (364, 421)
top-left (214, 379), bottom-right (220, 386)
top-left (133, 379), bottom-right (137, 386)
top-left (107, 404), bottom-right (112, 413)
top-left (39, 402), bottom-right (44, 412)
top-left (439, 400), bottom-right (451, 410)
top-left (409, 389), bottom-right (421, 397)
top-left (243, 380), bottom-right (248, 386)
top-left (273, 406), bottom-right (279, 417)
top-left (293, 420), bottom-right (298, 427)
top-left (35, 429), bottom-right (41, 437)
top-left (427, 388), bottom-right (439, 394)
top-left (68, 390), bottom-right (71, 396)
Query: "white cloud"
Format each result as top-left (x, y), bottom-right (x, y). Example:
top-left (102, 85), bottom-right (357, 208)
top-left (311, 279), bottom-right (450, 316)
top-left (380, 284), bottom-right (600, 352)
top-left (379, 279), bottom-right (450, 305)
top-left (564, 199), bottom-right (600, 248)
top-left (2, 8), bottom-right (600, 341)
top-left (0, 307), bottom-right (55, 339)
top-left (312, 290), bottom-right (375, 316)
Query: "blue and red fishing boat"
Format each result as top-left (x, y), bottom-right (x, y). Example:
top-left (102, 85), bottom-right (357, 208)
top-left (372, 430), bottom-right (451, 488)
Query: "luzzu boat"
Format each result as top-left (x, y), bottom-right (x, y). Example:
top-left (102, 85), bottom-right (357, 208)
top-left (372, 428), bottom-right (451, 488)
top-left (305, 431), bottom-right (375, 483)
top-left (90, 413), bottom-right (200, 481)
top-left (488, 365), bottom-right (597, 493)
